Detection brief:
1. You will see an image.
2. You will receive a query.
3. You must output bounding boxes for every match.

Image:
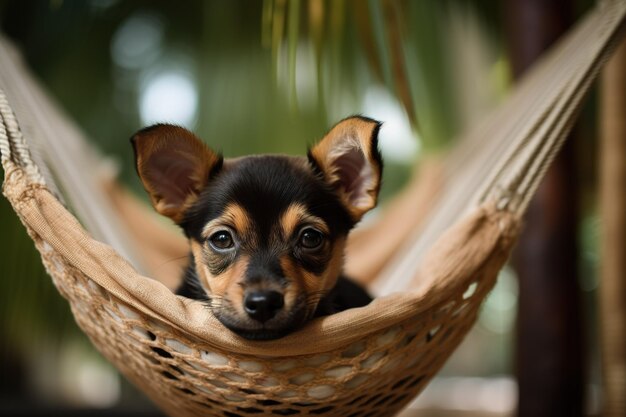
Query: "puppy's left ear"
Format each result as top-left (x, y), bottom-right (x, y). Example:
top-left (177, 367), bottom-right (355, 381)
top-left (131, 124), bottom-right (223, 224)
top-left (308, 116), bottom-right (383, 222)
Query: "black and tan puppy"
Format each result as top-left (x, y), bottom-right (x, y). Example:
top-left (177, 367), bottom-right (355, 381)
top-left (132, 116), bottom-right (382, 340)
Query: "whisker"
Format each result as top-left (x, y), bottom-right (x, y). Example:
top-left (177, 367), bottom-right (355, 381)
top-left (155, 255), bottom-right (189, 270)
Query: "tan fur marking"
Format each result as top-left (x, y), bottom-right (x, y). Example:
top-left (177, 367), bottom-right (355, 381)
top-left (202, 204), bottom-right (250, 239)
top-left (224, 260), bottom-right (248, 315)
top-left (191, 240), bottom-right (212, 292)
top-left (280, 204), bottom-right (329, 240)
top-left (325, 236), bottom-right (346, 290)
top-left (215, 256), bottom-right (249, 299)
top-left (279, 256), bottom-right (312, 312)
top-left (190, 240), bottom-right (251, 300)
top-left (279, 236), bottom-right (346, 314)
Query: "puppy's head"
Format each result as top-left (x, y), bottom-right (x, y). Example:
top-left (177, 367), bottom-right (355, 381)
top-left (132, 117), bottom-right (382, 340)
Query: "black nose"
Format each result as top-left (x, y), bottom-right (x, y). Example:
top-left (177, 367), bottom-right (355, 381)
top-left (244, 291), bottom-right (284, 322)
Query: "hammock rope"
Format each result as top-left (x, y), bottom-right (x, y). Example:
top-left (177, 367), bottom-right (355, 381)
top-left (1, 1), bottom-right (625, 416)
top-left (375, 0), bottom-right (626, 294)
top-left (0, 39), bottom-right (143, 268)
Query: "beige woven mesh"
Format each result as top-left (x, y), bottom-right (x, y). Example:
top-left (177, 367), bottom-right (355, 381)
top-left (2, 155), bottom-right (517, 416)
top-left (1, 1), bottom-right (626, 416)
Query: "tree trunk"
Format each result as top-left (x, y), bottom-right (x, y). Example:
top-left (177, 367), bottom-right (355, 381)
top-left (599, 37), bottom-right (626, 417)
top-left (505, 1), bottom-right (585, 416)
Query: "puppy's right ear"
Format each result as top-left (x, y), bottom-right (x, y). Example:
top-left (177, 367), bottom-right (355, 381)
top-left (308, 116), bottom-right (382, 223)
top-left (131, 124), bottom-right (222, 224)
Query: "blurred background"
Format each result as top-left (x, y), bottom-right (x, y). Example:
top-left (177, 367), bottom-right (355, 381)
top-left (0, 0), bottom-right (607, 416)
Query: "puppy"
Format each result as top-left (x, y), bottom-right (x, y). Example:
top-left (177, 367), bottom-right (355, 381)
top-left (132, 116), bottom-right (382, 340)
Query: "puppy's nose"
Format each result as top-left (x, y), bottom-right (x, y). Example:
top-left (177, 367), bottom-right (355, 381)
top-left (244, 291), bottom-right (284, 323)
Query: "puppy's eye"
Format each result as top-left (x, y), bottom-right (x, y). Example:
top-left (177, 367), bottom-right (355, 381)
top-left (209, 230), bottom-right (234, 251)
top-left (299, 227), bottom-right (324, 250)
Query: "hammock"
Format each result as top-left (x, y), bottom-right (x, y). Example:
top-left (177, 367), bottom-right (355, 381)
top-left (1, 1), bottom-right (625, 416)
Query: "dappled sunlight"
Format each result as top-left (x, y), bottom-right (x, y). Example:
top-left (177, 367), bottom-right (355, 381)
top-left (139, 69), bottom-right (198, 127)
top-left (111, 11), bottom-right (164, 70)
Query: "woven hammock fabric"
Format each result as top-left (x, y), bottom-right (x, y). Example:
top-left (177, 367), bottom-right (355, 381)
top-left (1, 1), bottom-right (626, 416)
top-left (1, 153), bottom-right (517, 416)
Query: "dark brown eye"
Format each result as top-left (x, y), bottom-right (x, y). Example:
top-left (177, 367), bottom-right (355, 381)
top-left (209, 230), bottom-right (234, 251)
top-left (299, 228), bottom-right (324, 250)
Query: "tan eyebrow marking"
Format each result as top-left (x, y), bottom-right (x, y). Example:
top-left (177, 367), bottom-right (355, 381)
top-left (202, 203), bottom-right (250, 238)
top-left (280, 203), bottom-right (329, 239)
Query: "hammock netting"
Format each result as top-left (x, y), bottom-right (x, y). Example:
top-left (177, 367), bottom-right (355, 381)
top-left (1, 2), bottom-right (625, 416)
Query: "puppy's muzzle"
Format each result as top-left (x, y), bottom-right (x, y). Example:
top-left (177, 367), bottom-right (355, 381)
top-left (244, 290), bottom-right (284, 323)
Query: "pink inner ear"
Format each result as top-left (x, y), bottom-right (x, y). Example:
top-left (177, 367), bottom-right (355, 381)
top-left (333, 146), bottom-right (374, 209)
top-left (146, 152), bottom-right (200, 206)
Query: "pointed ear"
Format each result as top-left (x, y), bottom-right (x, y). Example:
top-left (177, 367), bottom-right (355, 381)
top-left (131, 124), bottom-right (223, 224)
top-left (308, 116), bottom-right (383, 222)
